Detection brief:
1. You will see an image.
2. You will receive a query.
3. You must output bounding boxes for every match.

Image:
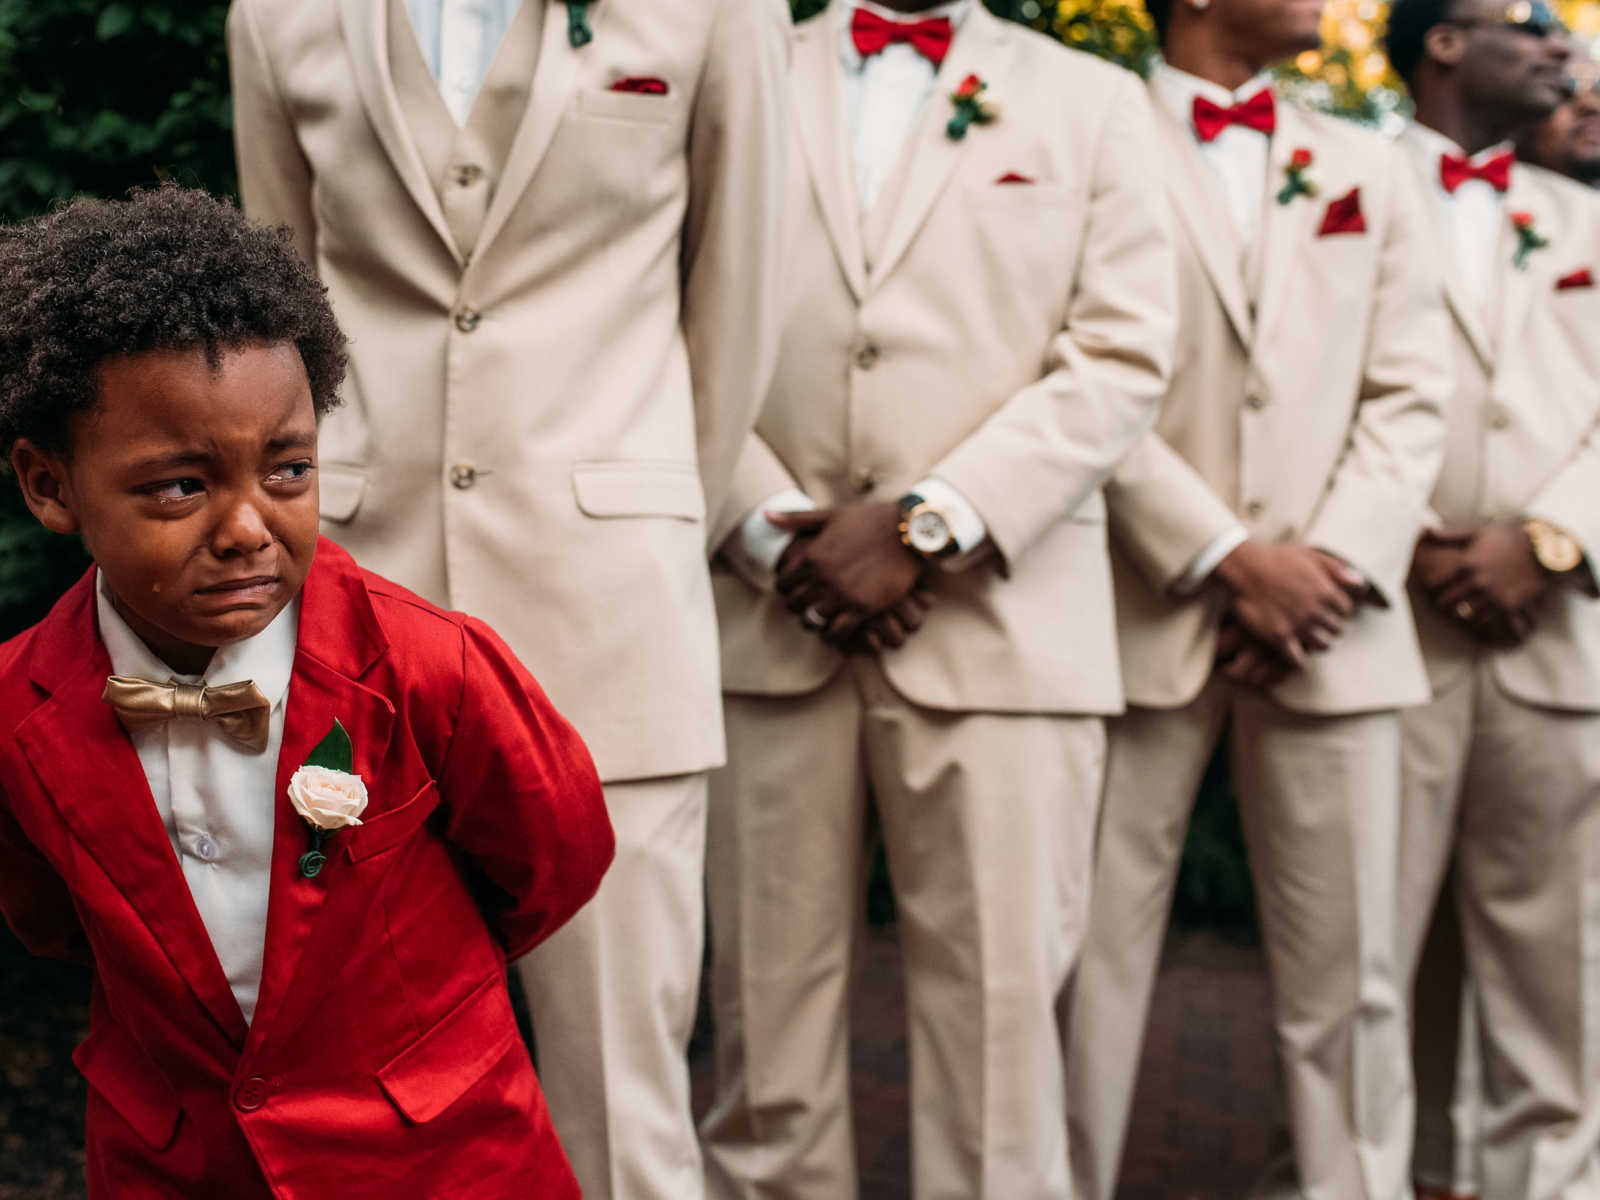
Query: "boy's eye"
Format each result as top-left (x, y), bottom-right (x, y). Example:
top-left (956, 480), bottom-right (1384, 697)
top-left (145, 478), bottom-right (205, 502)
top-left (267, 460), bottom-right (316, 484)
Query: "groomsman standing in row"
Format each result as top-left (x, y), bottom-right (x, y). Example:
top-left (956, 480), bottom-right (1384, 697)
top-left (701, 1), bottom-right (1177, 1195)
top-left (1519, 50), bottom-right (1600, 185)
top-left (1385, 1), bottom-right (1600, 1196)
top-left (227, 1), bottom-right (787, 1195)
top-left (1061, 0), bottom-right (1451, 1195)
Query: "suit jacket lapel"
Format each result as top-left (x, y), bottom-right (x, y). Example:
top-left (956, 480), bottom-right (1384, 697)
top-left (1151, 96), bottom-right (1253, 347)
top-left (473, 3), bottom-right (582, 262)
top-left (1253, 106), bottom-right (1323, 347)
top-left (17, 574), bottom-right (249, 1048)
top-left (793, 13), bottom-right (868, 302)
top-left (245, 544), bottom-right (395, 1055)
top-left (1492, 172), bottom-right (1540, 358)
top-left (868, 4), bottom-right (1014, 288)
top-left (1404, 137), bottom-right (1495, 371)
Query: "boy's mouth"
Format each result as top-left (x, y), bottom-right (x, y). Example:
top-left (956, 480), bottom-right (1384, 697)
top-left (193, 576), bottom-right (282, 608)
top-left (197, 575), bottom-right (278, 593)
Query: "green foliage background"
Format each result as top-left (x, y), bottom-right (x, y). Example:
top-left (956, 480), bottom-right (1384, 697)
top-left (0, 0), bottom-right (1257, 933)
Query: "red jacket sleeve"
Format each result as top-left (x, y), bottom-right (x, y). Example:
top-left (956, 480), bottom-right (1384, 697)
top-left (0, 799), bottom-right (91, 965)
top-left (434, 618), bottom-right (613, 960)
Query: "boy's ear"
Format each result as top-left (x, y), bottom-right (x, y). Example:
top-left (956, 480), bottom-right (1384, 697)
top-left (1424, 24), bottom-right (1467, 70)
top-left (10, 439), bottom-right (81, 536)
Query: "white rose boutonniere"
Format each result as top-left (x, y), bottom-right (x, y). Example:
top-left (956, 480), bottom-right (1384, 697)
top-left (288, 720), bottom-right (368, 878)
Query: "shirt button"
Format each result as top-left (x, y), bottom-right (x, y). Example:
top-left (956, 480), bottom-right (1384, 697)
top-left (192, 835), bottom-right (218, 863)
top-left (235, 1077), bottom-right (268, 1113)
top-left (854, 344), bottom-right (880, 370)
top-left (1245, 499), bottom-right (1266, 519)
top-left (454, 164), bottom-right (484, 187)
top-left (454, 307), bottom-right (482, 333)
top-left (852, 469), bottom-right (877, 495)
top-left (1244, 393), bottom-right (1267, 412)
top-left (450, 464), bottom-right (478, 490)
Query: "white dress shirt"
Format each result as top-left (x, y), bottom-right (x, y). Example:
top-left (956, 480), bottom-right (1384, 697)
top-left (1402, 122), bottom-right (1512, 318)
top-left (726, 0), bottom-right (987, 583)
top-left (1149, 62), bottom-right (1275, 252)
top-left (97, 573), bottom-right (298, 1024)
top-left (405, 0), bottom-right (526, 125)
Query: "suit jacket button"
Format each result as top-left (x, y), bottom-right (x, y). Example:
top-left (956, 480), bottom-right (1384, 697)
top-left (450, 464), bottom-right (478, 490)
top-left (455, 307), bottom-right (482, 333)
top-left (235, 1077), bottom-right (268, 1112)
top-left (1489, 408), bottom-right (1510, 430)
top-left (454, 164), bottom-right (483, 187)
top-left (1244, 393), bottom-right (1266, 411)
top-left (852, 469), bottom-right (876, 494)
top-left (1245, 499), bottom-right (1265, 519)
top-left (854, 344), bottom-right (880, 370)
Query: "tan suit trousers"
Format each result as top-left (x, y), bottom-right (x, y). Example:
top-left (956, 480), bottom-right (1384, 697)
top-left (702, 657), bottom-right (1105, 1200)
top-left (1395, 661), bottom-right (1600, 1200)
top-left (1065, 677), bottom-right (1412, 1200)
top-left (516, 774), bottom-right (708, 1200)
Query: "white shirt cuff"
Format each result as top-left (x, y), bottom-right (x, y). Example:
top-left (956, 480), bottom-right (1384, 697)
top-left (727, 488), bottom-right (816, 580)
top-left (911, 477), bottom-right (988, 570)
top-left (1175, 525), bottom-right (1249, 596)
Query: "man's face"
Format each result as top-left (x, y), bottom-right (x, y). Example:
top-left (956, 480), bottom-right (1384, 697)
top-left (1522, 56), bottom-right (1600, 182)
top-left (18, 342), bottom-right (320, 673)
top-left (1450, 0), bottom-right (1573, 123)
top-left (1219, 0), bottom-right (1325, 65)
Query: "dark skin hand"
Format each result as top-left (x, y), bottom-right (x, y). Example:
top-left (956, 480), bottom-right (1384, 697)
top-left (1213, 540), bottom-right (1367, 665)
top-left (771, 504), bottom-right (930, 648)
top-left (1412, 522), bottom-right (1544, 646)
top-left (1215, 619), bottom-right (1297, 689)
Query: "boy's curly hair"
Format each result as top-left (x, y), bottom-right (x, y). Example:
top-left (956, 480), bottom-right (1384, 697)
top-left (0, 186), bottom-right (346, 458)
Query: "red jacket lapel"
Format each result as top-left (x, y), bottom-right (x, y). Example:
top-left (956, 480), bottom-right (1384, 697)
top-left (244, 540), bottom-right (397, 1055)
top-left (16, 570), bottom-right (250, 1047)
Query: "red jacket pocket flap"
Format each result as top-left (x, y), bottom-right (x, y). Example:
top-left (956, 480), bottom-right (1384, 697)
top-left (346, 781), bottom-right (438, 863)
top-left (610, 76), bottom-right (668, 95)
top-left (377, 974), bottom-right (520, 1124)
top-left (73, 1021), bottom-right (183, 1150)
top-left (1556, 268), bottom-right (1594, 290)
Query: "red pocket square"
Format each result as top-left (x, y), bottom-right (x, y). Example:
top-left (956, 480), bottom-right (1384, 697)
top-left (610, 76), bottom-right (669, 95)
top-left (1317, 187), bottom-right (1366, 237)
top-left (995, 172), bottom-right (1035, 185)
top-left (1556, 268), bottom-right (1594, 290)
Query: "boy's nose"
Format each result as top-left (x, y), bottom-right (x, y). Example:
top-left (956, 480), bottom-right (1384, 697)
top-left (212, 498), bottom-right (273, 555)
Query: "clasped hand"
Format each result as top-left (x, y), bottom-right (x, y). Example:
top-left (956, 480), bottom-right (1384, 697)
top-left (770, 503), bottom-right (936, 653)
top-left (1213, 540), bottom-right (1367, 689)
top-left (1411, 520), bottom-right (1546, 646)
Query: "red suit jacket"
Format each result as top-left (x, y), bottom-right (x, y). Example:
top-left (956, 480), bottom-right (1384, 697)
top-left (0, 539), bottom-right (614, 1198)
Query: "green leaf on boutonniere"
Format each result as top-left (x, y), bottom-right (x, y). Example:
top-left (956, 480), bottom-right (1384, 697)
top-left (304, 719), bottom-right (353, 774)
top-left (566, 0), bottom-right (593, 48)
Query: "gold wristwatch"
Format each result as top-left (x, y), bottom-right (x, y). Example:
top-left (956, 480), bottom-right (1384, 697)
top-left (897, 492), bottom-right (958, 561)
top-left (1523, 516), bottom-right (1584, 574)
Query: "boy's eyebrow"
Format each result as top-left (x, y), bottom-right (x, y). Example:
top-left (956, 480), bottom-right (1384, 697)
top-left (265, 433), bottom-right (316, 452)
top-left (126, 450), bottom-right (214, 473)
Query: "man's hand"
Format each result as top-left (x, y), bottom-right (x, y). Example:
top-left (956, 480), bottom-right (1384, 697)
top-left (1215, 621), bottom-right (1297, 689)
top-left (1413, 522), bottom-right (1543, 646)
top-left (771, 503), bottom-right (926, 644)
top-left (1212, 540), bottom-right (1366, 666)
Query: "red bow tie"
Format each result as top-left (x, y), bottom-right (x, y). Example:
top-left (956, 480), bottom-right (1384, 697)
top-left (1439, 151), bottom-right (1514, 194)
top-left (850, 8), bottom-right (954, 66)
top-left (1191, 89), bottom-right (1277, 143)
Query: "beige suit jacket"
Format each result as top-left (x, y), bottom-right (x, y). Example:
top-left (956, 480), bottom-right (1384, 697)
top-left (711, 5), bottom-right (1177, 715)
top-left (1105, 97), bottom-right (1450, 715)
top-left (228, 0), bottom-right (787, 781)
top-left (1398, 139), bottom-right (1600, 713)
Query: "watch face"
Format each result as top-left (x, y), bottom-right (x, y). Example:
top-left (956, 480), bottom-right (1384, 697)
top-left (908, 508), bottom-right (951, 553)
top-left (1543, 534), bottom-right (1584, 574)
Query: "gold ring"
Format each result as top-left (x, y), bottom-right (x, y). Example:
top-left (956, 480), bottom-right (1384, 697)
top-left (802, 606), bottom-right (829, 631)
top-left (1456, 600), bottom-right (1475, 621)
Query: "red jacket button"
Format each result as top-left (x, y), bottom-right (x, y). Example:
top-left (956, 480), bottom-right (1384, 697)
top-left (235, 1077), bottom-right (269, 1112)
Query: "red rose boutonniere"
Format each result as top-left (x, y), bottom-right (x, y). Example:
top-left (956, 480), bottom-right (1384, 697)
top-left (947, 75), bottom-right (998, 141)
top-left (1510, 210), bottom-right (1548, 270)
top-left (565, 0), bottom-right (593, 47)
top-left (1275, 147), bottom-right (1318, 206)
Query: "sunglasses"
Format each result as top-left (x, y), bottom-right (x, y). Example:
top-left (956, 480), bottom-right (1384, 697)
top-left (1450, 0), bottom-right (1567, 38)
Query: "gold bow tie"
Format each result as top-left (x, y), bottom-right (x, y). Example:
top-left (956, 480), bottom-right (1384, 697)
top-left (102, 676), bottom-right (271, 754)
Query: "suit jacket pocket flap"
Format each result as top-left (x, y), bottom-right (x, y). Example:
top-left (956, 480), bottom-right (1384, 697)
top-left (377, 974), bottom-right (519, 1124)
top-left (73, 1021), bottom-right (183, 1150)
top-left (347, 781), bottom-right (438, 863)
top-left (572, 461), bottom-right (706, 520)
top-left (319, 465), bottom-right (368, 523)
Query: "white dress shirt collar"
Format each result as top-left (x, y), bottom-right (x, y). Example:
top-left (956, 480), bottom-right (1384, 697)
top-left (96, 570), bottom-right (298, 706)
top-left (1149, 61), bottom-right (1275, 125)
top-left (1402, 121), bottom-right (1516, 187)
top-left (840, 0), bottom-right (973, 68)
